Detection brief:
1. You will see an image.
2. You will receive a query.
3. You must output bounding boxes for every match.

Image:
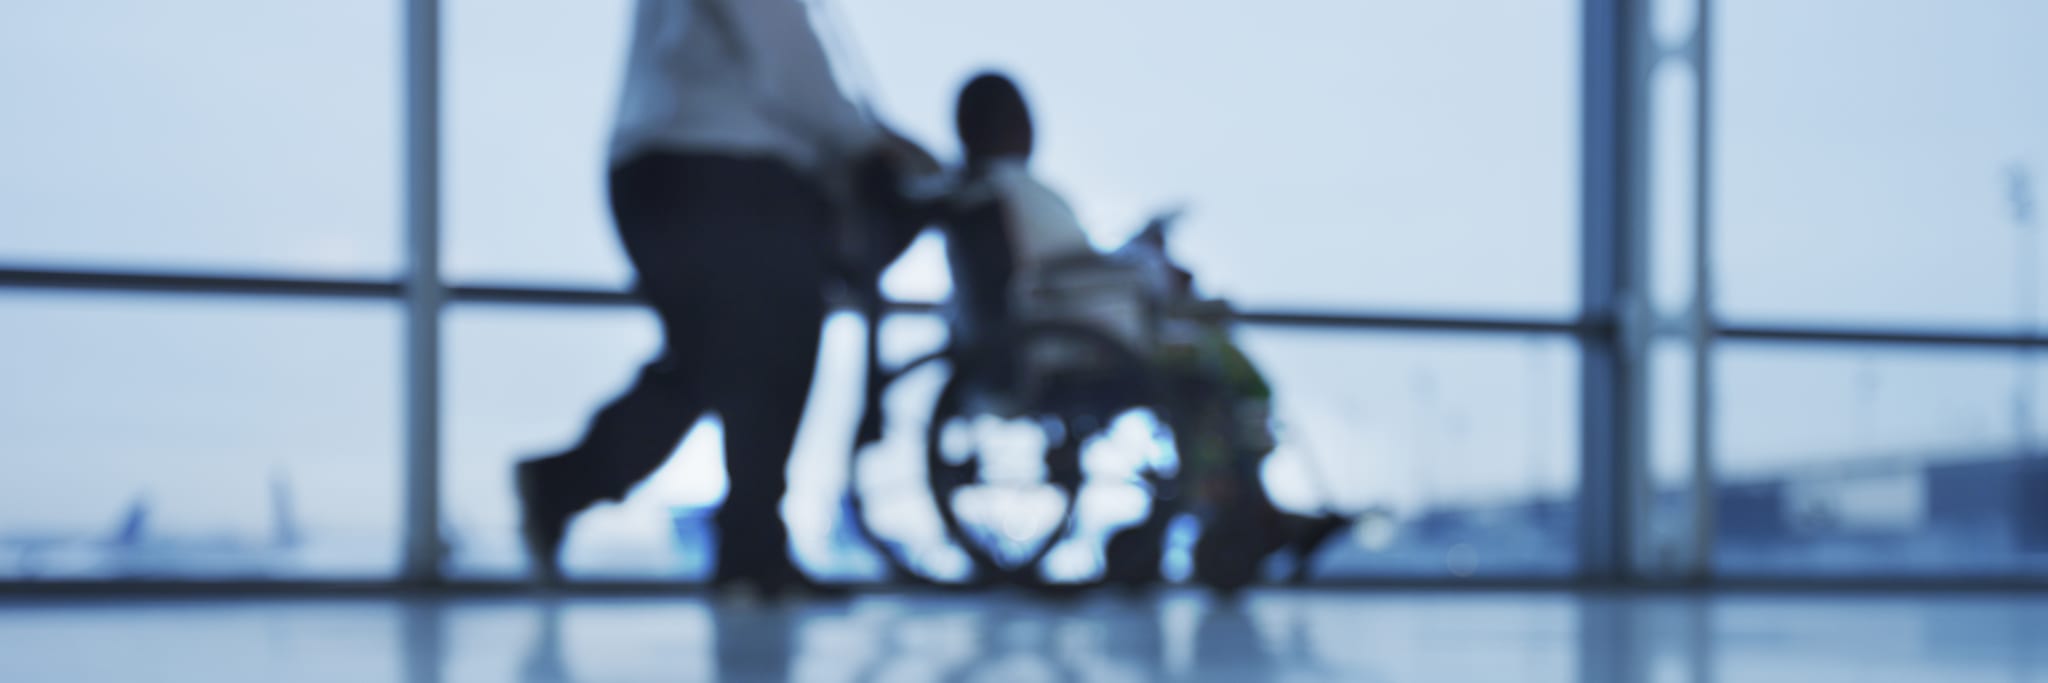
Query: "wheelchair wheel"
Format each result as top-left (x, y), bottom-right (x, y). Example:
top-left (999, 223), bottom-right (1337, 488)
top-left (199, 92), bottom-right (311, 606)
top-left (924, 322), bottom-right (1156, 585)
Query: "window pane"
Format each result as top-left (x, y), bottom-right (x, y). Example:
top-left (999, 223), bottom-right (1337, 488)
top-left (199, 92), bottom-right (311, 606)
top-left (1715, 1), bottom-right (2048, 327)
top-left (444, 310), bottom-right (1582, 582)
top-left (0, 4), bottom-right (399, 277)
top-left (1237, 328), bottom-right (1580, 578)
top-left (1715, 343), bottom-right (2047, 575)
top-left (443, 0), bottom-right (635, 287)
top-left (442, 2), bottom-right (1580, 312)
top-left (1642, 337), bottom-right (1704, 576)
top-left (442, 305), bottom-right (877, 580)
top-left (442, 304), bottom-right (663, 578)
top-left (0, 292), bottom-right (402, 579)
top-left (1650, 62), bottom-right (1700, 318)
top-left (847, 322), bottom-right (1583, 581)
top-left (841, 1), bottom-right (1580, 315)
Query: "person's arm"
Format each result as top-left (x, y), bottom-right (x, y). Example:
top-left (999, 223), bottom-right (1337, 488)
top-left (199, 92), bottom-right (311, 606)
top-left (703, 0), bottom-right (881, 163)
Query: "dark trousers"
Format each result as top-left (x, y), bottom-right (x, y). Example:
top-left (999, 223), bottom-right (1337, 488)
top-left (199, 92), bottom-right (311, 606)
top-left (530, 152), bottom-right (830, 582)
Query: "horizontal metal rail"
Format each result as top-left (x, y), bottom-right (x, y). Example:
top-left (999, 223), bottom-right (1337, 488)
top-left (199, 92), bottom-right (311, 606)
top-left (14, 266), bottom-right (2048, 349)
top-left (0, 266), bottom-right (1586, 334)
top-left (1720, 323), bottom-right (2048, 349)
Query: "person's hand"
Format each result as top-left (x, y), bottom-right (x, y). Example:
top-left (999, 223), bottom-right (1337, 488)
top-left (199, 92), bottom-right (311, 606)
top-left (840, 125), bottom-right (939, 277)
top-left (873, 126), bottom-right (940, 179)
top-left (853, 125), bottom-right (936, 206)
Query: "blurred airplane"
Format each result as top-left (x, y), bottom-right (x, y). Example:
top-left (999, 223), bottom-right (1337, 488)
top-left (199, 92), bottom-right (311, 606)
top-left (0, 472), bottom-right (303, 578)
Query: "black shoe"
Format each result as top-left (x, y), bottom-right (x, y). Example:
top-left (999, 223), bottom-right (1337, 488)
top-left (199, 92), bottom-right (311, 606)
top-left (1283, 513), bottom-right (1351, 584)
top-left (1103, 523), bottom-right (1166, 590)
top-left (516, 459), bottom-right (576, 588)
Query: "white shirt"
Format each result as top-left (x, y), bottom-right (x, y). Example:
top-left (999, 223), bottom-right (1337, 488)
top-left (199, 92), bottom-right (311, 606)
top-left (969, 159), bottom-right (1096, 275)
top-left (610, 0), bottom-right (879, 171)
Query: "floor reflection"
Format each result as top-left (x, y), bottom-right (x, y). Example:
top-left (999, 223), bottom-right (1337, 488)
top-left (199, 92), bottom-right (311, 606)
top-left (489, 591), bottom-right (2048, 683)
top-left (2, 589), bottom-right (2045, 682)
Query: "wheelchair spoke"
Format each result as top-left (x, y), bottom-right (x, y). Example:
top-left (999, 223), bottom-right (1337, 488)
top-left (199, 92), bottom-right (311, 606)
top-left (949, 483), bottom-right (1072, 569)
top-left (930, 456), bottom-right (978, 491)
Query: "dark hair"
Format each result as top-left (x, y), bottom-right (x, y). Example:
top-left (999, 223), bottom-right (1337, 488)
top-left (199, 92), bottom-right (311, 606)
top-left (955, 72), bottom-right (1034, 162)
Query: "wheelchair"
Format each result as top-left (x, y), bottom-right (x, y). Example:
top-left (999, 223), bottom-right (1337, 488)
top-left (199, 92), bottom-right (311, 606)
top-left (842, 212), bottom-right (1341, 590)
top-left (842, 243), bottom-right (1163, 584)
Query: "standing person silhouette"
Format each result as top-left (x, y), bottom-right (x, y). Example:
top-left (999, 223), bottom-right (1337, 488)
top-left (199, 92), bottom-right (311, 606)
top-left (515, 0), bottom-right (915, 595)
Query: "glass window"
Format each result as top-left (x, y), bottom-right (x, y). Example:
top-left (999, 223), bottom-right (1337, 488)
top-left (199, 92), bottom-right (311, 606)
top-left (0, 292), bottom-right (402, 579)
top-left (442, 0), bottom-right (636, 288)
top-left (1641, 338), bottom-right (1704, 576)
top-left (444, 310), bottom-right (1586, 582)
top-left (1236, 328), bottom-right (1581, 578)
top-left (845, 321), bottom-right (1583, 581)
top-left (439, 2), bottom-right (1581, 313)
top-left (0, 3), bottom-right (400, 277)
top-left (1650, 61), bottom-right (1700, 318)
top-left (840, 0), bottom-right (1582, 315)
top-left (442, 304), bottom-right (880, 580)
top-left (1715, 342), bottom-right (2046, 575)
top-left (441, 304), bottom-right (665, 578)
top-left (1714, 1), bottom-right (2048, 328)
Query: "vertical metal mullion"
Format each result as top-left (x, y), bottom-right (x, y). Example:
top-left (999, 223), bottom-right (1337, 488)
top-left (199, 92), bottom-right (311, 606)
top-left (1688, 0), bottom-right (1718, 583)
top-left (401, 0), bottom-right (445, 585)
top-left (1582, 0), bottom-right (1655, 584)
top-left (1579, 0), bottom-right (1642, 583)
top-left (1620, 0), bottom-right (1658, 584)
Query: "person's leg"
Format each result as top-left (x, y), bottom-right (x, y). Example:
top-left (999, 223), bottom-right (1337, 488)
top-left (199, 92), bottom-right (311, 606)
top-left (688, 158), bottom-right (833, 589)
top-left (707, 298), bottom-right (824, 588)
top-left (516, 153), bottom-right (715, 583)
top-left (519, 354), bottom-right (704, 505)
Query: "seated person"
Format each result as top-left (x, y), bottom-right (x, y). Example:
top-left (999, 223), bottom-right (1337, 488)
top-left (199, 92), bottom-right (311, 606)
top-left (938, 72), bottom-right (1097, 348)
top-left (939, 71), bottom-right (1275, 480)
top-left (930, 71), bottom-right (1346, 587)
top-left (926, 72), bottom-right (1103, 399)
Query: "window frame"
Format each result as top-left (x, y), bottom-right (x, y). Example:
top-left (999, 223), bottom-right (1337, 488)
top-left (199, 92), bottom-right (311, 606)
top-left (2, 0), bottom-right (2041, 589)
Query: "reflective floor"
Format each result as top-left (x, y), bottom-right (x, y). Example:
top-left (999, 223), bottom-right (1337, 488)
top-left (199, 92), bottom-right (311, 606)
top-left (1, 589), bottom-right (2044, 682)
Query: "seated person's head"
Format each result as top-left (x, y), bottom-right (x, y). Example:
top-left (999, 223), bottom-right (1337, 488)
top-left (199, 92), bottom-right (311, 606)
top-left (955, 72), bottom-right (1034, 168)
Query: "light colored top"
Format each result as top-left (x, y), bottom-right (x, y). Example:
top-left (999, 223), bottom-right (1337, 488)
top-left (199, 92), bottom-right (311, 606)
top-left (964, 158), bottom-right (1096, 274)
top-left (610, 0), bottom-right (880, 171)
